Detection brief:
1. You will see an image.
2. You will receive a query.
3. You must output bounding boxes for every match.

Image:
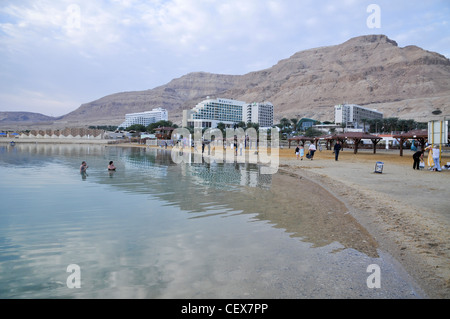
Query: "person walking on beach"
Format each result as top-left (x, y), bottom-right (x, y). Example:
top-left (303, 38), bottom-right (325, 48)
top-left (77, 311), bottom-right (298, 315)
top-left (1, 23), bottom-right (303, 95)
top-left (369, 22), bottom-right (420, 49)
top-left (80, 161), bottom-right (88, 173)
top-left (432, 145), bottom-right (442, 171)
top-left (333, 141), bottom-right (342, 161)
top-left (295, 145), bottom-right (300, 159)
top-left (308, 143), bottom-right (316, 160)
top-left (412, 150), bottom-right (424, 170)
top-left (299, 145), bottom-right (304, 160)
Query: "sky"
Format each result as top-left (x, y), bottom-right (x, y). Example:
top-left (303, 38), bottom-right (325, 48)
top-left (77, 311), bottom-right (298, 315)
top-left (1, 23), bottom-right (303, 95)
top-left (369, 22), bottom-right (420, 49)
top-left (0, 0), bottom-right (449, 117)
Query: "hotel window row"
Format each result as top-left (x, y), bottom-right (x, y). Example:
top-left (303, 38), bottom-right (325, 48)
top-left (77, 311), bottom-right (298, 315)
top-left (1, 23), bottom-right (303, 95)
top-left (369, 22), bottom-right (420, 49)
top-left (182, 98), bottom-right (274, 129)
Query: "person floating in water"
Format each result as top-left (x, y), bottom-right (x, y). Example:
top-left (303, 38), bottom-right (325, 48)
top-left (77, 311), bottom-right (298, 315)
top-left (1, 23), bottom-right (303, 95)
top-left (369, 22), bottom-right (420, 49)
top-left (108, 161), bottom-right (116, 171)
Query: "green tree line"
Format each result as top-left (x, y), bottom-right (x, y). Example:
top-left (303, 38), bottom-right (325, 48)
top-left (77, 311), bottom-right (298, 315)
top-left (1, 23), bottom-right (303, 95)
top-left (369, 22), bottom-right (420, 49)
top-left (118, 120), bottom-right (178, 133)
top-left (361, 118), bottom-right (427, 133)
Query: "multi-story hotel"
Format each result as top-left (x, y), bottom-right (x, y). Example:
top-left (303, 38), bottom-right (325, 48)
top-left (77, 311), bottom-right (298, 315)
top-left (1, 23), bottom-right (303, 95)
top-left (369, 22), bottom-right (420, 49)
top-left (182, 97), bottom-right (274, 129)
top-left (334, 104), bottom-right (383, 129)
top-left (244, 102), bottom-right (274, 128)
top-left (119, 108), bottom-right (168, 129)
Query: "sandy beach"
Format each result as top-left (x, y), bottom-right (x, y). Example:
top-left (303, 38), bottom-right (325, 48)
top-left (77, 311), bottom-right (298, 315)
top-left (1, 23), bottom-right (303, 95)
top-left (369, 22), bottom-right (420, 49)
top-left (277, 147), bottom-right (450, 298)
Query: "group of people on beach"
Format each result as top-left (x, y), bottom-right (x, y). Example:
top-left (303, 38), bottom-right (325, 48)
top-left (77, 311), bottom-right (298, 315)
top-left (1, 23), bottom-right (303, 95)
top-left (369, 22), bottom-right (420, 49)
top-left (412, 144), bottom-right (443, 172)
top-left (295, 144), bottom-right (315, 160)
top-left (293, 141), bottom-right (444, 171)
top-left (79, 161), bottom-right (116, 174)
top-left (295, 143), bottom-right (319, 160)
top-left (295, 141), bottom-right (342, 161)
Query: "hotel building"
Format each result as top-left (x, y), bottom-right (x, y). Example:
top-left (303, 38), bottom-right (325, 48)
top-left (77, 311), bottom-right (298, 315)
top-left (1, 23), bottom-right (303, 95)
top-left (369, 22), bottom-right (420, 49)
top-left (119, 108), bottom-right (168, 129)
top-left (244, 102), bottom-right (274, 128)
top-left (182, 97), bottom-right (274, 129)
top-left (334, 104), bottom-right (383, 130)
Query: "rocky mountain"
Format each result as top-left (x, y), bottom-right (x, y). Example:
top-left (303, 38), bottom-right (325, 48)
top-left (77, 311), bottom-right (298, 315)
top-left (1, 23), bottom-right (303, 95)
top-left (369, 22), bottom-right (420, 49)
top-left (57, 72), bottom-right (241, 126)
top-left (6, 34), bottom-right (450, 128)
top-left (230, 34), bottom-right (450, 122)
top-left (0, 112), bottom-right (58, 124)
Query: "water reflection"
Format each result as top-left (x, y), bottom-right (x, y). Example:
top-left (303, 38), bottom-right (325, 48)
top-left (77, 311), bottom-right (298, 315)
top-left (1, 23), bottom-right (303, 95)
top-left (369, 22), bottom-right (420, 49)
top-left (0, 143), bottom-right (423, 299)
top-left (0, 144), bottom-right (378, 258)
top-left (117, 147), bottom-right (379, 257)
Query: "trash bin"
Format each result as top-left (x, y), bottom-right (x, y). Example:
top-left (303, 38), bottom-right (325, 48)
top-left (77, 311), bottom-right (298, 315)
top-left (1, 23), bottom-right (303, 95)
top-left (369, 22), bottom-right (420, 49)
top-left (374, 161), bottom-right (384, 174)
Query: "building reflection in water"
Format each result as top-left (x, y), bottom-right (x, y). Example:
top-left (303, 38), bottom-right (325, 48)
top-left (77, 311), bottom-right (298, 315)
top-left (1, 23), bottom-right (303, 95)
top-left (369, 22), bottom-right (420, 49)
top-left (1, 144), bottom-right (379, 257)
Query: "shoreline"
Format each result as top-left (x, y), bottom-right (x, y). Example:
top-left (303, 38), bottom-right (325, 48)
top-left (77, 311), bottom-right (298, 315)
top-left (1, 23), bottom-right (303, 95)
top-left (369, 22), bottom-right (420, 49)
top-left (146, 144), bottom-right (450, 298)
top-left (132, 143), bottom-right (450, 298)
top-left (278, 149), bottom-right (449, 299)
top-left (3, 140), bottom-right (449, 297)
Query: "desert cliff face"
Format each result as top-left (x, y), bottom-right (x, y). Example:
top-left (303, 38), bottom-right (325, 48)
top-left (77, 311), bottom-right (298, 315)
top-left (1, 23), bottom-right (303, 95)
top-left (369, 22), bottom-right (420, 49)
top-left (230, 34), bottom-right (450, 122)
top-left (7, 34), bottom-right (449, 128)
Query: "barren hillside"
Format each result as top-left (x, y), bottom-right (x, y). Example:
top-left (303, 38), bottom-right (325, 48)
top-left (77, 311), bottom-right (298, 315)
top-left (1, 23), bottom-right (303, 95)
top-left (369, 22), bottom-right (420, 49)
top-left (5, 34), bottom-right (450, 128)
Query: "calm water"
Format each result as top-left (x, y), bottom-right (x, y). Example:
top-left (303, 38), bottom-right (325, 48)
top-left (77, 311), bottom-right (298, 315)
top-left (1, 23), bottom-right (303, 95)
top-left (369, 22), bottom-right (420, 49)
top-left (0, 144), bottom-right (424, 298)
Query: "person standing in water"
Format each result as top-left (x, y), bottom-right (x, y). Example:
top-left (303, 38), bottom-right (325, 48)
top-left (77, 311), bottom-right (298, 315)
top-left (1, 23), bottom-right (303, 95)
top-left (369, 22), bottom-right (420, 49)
top-left (108, 161), bottom-right (116, 171)
top-left (80, 161), bottom-right (88, 173)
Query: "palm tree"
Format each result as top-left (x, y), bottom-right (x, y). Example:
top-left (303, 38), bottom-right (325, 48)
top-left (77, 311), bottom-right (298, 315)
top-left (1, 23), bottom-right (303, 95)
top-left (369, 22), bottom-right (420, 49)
top-left (361, 118), bottom-right (368, 132)
top-left (280, 118), bottom-right (290, 129)
top-left (216, 122), bottom-right (226, 133)
top-left (290, 118), bottom-right (299, 131)
top-left (246, 122), bottom-right (259, 131)
top-left (387, 117), bottom-right (399, 133)
top-left (236, 121), bottom-right (246, 128)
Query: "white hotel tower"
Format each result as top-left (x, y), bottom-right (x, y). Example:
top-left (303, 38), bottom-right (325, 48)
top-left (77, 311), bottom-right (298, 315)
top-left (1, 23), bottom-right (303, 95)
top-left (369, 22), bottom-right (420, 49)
top-left (182, 97), bottom-right (274, 129)
top-left (119, 108), bottom-right (168, 129)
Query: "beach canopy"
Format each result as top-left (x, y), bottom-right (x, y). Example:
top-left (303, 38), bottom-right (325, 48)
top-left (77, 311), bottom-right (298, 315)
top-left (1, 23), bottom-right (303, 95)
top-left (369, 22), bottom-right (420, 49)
top-left (323, 132), bottom-right (382, 154)
top-left (392, 129), bottom-right (428, 156)
top-left (392, 129), bottom-right (450, 156)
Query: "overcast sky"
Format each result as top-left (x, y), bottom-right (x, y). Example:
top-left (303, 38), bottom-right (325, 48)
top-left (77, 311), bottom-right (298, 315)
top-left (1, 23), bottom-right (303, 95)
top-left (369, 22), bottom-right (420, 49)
top-left (1, 0), bottom-right (449, 117)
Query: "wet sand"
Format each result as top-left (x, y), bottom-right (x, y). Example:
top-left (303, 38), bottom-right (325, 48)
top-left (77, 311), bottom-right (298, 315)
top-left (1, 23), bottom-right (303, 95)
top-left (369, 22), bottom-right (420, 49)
top-left (278, 147), bottom-right (450, 298)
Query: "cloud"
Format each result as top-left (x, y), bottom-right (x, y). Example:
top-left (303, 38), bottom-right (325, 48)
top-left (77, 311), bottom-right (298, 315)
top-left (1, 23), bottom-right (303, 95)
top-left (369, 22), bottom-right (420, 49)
top-left (0, 90), bottom-right (78, 116)
top-left (0, 0), bottom-right (449, 116)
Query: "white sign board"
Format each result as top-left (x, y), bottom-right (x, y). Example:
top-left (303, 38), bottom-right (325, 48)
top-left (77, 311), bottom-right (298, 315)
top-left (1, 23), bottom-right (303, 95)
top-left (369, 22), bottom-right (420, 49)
top-left (428, 121), bottom-right (448, 144)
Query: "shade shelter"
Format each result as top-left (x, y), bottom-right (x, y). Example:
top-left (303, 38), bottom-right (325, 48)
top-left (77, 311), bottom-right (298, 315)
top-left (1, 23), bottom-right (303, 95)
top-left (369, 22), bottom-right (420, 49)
top-left (333, 132), bottom-right (382, 154)
top-left (392, 129), bottom-right (450, 156)
top-left (315, 134), bottom-right (338, 150)
top-left (392, 130), bottom-right (429, 156)
top-left (288, 136), bottom-right (316, 148)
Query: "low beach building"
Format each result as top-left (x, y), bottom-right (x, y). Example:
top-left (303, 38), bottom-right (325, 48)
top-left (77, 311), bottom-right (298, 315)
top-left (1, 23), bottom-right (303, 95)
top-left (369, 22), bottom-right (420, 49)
top-left (296, 118), bottom-right (317, 131)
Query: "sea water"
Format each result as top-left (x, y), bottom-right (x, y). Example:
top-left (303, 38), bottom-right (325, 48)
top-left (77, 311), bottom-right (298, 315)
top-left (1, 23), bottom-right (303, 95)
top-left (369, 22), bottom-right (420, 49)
top-left (0, 144), bottom-right (424, 298)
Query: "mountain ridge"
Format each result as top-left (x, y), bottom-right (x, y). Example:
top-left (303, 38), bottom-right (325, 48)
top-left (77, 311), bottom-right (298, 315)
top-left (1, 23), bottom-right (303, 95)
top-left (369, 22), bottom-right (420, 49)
top-left (3, 34), bottom-right (450, 128)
